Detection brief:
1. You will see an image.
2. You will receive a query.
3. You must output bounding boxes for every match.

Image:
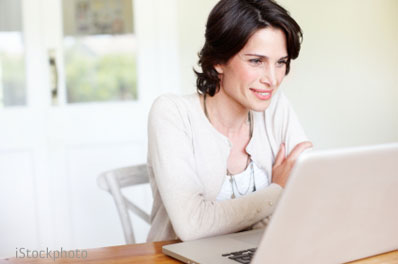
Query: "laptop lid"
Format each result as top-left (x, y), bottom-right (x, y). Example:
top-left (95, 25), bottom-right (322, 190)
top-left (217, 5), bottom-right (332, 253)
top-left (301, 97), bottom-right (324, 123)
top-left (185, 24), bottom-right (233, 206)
top-left (252, 143), bottom-right (398, 263)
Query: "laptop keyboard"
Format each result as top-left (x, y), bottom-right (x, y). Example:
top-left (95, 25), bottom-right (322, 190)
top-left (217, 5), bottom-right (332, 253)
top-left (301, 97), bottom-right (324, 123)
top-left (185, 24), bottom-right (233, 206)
top-left (222, 248), bottom-right (257, 263)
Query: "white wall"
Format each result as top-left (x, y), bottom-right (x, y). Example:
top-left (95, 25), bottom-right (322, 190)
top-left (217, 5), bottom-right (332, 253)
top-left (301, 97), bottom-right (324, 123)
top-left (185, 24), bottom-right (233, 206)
top-left (177, 0), bottom-right (398, 149)
top-left (280, 0), bottom-right (398, 149)
top-left (177, 0), bottom-right (218, 95)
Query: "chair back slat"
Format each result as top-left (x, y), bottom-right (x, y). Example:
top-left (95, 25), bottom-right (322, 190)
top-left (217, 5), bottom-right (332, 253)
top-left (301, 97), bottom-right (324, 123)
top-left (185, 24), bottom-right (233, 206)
top-left (115, 164), bottom-right (149, 187)
top-left (97, 164), bottom-right (150, 244)
top-left (125, 198), bottom-right (151, 223)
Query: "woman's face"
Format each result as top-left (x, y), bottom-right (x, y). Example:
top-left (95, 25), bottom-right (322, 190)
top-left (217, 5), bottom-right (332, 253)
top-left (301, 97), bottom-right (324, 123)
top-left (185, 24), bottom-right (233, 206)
top-left (215, 27), bottom-right (288, 112)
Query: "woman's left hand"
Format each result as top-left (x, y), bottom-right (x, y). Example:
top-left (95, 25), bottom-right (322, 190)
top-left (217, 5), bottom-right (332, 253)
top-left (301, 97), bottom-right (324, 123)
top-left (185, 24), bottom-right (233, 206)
top-left (271, 141), bottom-right (313, 188)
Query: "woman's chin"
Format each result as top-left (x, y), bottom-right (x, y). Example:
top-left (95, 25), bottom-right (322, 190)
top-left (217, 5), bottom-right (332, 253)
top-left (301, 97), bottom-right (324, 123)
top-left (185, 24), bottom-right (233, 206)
top-left (249, 101), bottom-right (272, 112)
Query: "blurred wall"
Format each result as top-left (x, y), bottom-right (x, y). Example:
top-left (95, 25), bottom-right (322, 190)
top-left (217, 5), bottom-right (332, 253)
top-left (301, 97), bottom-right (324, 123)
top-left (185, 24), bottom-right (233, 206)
top-left (176, 0), bottom-right (217, 96)
top-left (177, 0), bottom-right (398, 149)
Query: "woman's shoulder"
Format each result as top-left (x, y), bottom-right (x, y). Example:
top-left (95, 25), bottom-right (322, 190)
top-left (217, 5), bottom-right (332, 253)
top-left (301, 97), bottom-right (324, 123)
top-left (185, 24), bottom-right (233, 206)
top-left (149, 93), bottom-right (200, 127)
top-left (151, 93), bottom-right (199, 111)
top-left (267, 90), bottom-right (291, 112)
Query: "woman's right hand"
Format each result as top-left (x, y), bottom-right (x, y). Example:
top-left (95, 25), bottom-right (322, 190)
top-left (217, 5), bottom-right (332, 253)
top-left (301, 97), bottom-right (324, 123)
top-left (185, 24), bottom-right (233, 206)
top-left (272, 141), bottom-right (313, 188)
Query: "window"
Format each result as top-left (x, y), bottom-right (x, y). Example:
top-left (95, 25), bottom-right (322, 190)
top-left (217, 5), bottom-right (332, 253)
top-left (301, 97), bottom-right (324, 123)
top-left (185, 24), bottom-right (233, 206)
top-left (0, 0), bottom-right (26, 107)
top-left (62, 0), bottom-right (137, 104)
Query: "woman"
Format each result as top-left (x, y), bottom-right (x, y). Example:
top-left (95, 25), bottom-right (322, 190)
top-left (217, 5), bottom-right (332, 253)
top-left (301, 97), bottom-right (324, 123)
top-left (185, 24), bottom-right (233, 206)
top-left (146, 0), bottom-right (312, 242)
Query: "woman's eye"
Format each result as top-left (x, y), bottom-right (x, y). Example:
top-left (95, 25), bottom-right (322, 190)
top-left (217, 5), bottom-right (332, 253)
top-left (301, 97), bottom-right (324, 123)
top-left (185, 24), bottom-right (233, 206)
top-left (277, 60), bottom-right (288, 67)
top-left (249, 59), bottom-right (262, 65)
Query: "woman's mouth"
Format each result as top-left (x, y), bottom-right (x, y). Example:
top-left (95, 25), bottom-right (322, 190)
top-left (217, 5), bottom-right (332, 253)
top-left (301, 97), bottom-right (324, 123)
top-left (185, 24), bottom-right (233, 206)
top-left (250, 88), bottom-right (273, 100)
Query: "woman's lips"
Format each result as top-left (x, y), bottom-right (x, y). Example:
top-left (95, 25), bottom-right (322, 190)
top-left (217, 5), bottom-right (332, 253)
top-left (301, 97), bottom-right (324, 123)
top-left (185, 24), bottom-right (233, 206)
top-left (250, 88), bottom-right (273, 100)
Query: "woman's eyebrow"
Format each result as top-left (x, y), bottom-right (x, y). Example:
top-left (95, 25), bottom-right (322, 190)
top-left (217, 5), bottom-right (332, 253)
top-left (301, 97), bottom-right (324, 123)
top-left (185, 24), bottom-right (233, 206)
top-left (243, 53), bottom-right (288, 60)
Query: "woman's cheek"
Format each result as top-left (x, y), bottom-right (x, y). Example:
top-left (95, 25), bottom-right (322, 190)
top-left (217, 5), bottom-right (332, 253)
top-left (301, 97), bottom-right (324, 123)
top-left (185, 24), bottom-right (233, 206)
top-left (237, 65), bottom-right (260, 84)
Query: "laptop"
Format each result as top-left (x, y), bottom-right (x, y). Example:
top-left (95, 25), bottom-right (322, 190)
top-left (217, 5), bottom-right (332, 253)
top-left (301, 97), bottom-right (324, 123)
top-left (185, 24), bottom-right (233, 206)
top-left (162, 143), bottom-right (398, 264)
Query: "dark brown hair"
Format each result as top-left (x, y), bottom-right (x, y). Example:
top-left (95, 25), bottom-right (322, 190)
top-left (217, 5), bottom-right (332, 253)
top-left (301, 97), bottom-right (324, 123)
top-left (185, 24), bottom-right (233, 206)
top-left (195, 0), bottom-right (303, 96)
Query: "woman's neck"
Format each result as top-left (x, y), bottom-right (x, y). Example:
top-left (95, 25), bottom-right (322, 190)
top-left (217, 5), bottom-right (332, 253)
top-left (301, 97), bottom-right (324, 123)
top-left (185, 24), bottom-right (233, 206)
top-left (204, 89), bottom-right (249, 136)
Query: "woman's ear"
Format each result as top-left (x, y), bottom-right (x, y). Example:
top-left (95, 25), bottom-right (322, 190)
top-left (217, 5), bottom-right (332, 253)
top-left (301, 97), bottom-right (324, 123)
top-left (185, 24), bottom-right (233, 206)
top-left (214, 64), bottom-right (224, 74)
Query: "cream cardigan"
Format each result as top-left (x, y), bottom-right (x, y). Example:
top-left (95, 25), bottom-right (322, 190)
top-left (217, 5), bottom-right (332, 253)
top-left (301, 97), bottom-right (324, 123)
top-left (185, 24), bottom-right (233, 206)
top-left (146, 91), bottom-right (308, 242)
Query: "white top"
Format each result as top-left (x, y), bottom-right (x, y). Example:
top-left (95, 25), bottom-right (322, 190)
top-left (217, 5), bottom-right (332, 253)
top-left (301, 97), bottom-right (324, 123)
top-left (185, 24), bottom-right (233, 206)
top-left (216, 161), bottom-right (270, 201)
top-left (147, 91), bottom-right (308, 242)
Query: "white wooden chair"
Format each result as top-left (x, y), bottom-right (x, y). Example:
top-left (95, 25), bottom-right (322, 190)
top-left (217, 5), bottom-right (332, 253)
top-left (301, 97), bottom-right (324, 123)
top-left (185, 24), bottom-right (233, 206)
top-left (97, 164), bottom-right (151, 244)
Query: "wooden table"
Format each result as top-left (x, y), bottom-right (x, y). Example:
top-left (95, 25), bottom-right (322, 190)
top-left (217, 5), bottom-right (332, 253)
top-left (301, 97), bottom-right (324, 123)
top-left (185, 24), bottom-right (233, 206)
top-left (2, 241), bottom-right (398, 263)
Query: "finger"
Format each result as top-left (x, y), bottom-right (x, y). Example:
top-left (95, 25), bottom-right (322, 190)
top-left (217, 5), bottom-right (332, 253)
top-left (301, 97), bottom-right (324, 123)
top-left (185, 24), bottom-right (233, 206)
top-left (286, 141), bottom-right (313, 161)
top-left (274, 143), bottom-right (286, 167)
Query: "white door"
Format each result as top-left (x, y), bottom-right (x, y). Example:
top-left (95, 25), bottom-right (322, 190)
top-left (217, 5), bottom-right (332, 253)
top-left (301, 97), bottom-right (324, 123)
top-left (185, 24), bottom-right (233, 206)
top-left (0, 0), bottom-right (180, 257)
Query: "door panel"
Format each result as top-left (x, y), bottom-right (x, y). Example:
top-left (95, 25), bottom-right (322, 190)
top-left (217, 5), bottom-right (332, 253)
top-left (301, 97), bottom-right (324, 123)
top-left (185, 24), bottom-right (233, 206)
top-left (0, 152), bottom-right (38, 255)
top-left (1, 0), bottom-right (180, 258)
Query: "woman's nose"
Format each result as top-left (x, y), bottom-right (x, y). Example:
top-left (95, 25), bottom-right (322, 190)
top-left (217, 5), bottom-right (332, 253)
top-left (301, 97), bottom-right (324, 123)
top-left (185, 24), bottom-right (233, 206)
top-left (260, 65), bottom-right (277, 87)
